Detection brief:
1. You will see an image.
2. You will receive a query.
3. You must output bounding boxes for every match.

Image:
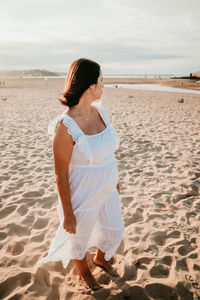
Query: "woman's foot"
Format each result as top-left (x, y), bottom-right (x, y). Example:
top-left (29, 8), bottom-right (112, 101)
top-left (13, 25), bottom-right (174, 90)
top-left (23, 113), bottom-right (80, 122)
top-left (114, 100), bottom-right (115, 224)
top-left (93, 255), bottom-right (119, 277)
top-left (74, 256), bottom-right (102, 291)
top-left (109, 256), bottom-right (115, 264)
top-left (80, 270), bottom-right (102, 291)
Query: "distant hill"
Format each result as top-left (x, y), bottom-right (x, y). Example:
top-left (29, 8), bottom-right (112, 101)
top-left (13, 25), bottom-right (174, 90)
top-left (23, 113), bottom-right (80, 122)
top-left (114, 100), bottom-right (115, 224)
top-left (0, 69), bottom-right (58, 77)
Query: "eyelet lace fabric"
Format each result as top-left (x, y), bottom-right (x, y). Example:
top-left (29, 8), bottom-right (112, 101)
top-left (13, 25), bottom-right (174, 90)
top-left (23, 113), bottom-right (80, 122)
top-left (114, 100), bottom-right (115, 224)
top-left (70, 243), bottom-right (86, 260)
top-left (48, 114), bottom-right (93, 163)
top-left (98, 239), bottom-right (114, 252)
top-left (98, 239), bottom-right (115, 260)
top-left (93, 224), bottom-right (124, 261)
top-left (61, 117), bottom-right (93, 164)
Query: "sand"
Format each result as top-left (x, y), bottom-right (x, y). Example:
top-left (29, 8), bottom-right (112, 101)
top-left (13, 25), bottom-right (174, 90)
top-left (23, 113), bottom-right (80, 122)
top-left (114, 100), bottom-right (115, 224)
top-left (0, 79), bottom-right (200, 299)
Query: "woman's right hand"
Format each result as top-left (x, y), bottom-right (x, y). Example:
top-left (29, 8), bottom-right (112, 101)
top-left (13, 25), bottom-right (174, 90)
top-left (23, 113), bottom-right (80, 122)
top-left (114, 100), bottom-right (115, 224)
top-left (63, 212), bottom-right (77, 234)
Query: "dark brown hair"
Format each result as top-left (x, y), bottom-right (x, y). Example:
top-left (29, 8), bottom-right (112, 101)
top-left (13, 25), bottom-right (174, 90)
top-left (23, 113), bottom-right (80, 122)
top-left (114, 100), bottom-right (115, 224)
top-left (59, 58), bottom-right (101, 107)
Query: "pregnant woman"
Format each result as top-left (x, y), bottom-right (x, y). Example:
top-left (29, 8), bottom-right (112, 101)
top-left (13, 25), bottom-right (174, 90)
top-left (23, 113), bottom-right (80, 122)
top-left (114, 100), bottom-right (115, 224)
top-left (36, 58), bottom-right (124, 291)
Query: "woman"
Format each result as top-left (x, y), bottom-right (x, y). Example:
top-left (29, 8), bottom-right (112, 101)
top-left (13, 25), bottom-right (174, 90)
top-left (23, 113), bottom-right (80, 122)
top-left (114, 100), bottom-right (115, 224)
top-left (36, 58), bottom-right (124, 290)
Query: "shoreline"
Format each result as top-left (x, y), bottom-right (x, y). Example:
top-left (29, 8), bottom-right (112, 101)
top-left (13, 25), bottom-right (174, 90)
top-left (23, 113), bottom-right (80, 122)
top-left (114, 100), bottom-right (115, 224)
top-left (104, 77), bottom-right (200, 91)
top-left (0, 77), bottom-right (200, 91)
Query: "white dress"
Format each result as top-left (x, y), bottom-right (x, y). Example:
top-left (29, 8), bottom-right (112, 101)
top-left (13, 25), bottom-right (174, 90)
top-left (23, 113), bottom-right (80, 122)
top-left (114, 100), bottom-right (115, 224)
top-left (36, 100), bottom-right (124, 269)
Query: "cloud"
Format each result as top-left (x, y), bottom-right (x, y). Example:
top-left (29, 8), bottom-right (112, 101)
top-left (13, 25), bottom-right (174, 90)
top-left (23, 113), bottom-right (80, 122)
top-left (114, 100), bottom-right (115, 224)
top-left (0, 38), bottom-right (183, 71)
top-left (0, 0), bottom-right (199, 74)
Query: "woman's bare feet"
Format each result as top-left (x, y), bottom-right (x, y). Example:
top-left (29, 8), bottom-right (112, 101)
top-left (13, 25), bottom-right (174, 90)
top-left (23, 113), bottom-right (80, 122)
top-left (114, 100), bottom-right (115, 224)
top-left (109, 256), bottom-right (115, 264)
top-left (80, 270), bottom-right (102, 291)
top-left (93, 250), bottom-right (119, 277)
top-left (74, 256), bottom-right (102, 291)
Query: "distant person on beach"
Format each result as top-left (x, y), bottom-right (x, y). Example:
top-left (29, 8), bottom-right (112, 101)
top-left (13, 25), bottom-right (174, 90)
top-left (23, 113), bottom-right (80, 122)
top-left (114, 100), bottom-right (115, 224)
top-left (36, 58), bottom-right (124, 290)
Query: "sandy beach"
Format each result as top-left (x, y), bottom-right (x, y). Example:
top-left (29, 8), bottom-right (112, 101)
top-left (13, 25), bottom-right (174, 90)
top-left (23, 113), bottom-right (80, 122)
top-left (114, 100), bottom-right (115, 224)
top-left (0, 79), bottom-right (200, 299)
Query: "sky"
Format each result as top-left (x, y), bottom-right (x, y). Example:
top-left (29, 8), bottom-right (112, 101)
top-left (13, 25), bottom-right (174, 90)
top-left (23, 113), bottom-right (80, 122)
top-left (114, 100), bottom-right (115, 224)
top-left (0, 0), bottom-right (200, 75)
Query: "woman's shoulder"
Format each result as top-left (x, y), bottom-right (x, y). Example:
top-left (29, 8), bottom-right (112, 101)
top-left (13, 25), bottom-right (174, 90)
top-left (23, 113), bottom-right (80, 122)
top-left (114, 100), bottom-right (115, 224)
top-left (48, 113), bottom-right (69, 135)
top-left (92, 100), bottom-right (104, 110)
top-left (92, 101), bottom-right (109, 122)
top-left (48, 112), bottom-right (84, 147)
top-left (53, 119), bottom-right (76, 146)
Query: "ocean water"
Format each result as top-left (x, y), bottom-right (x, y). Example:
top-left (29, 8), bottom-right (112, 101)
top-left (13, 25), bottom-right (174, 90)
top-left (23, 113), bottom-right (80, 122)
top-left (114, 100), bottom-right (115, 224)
top-left (104, 83), bottom-right (200, 95)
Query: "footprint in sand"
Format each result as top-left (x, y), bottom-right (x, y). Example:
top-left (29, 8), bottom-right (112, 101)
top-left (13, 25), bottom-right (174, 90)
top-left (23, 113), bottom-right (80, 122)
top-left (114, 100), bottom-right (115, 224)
top-left (176, 258), bottom-right (189, 271)
top-left (124, 208), bottom-right (144, 226)
top-left (30, 232), bottom-right (45, 243)
top-left (193, 264), bottom-right (200, 271)
top-left (29, 268), bottom-right (50, 290)
top-left (129, 235), bottom-right (140, 243)
top-left (33, 217), bottom-right (49, 230)
top-left (8, 223), bottom-right (30, 236)
top-left (186, 211), bottom-right (197, 225)
top-left (122, 286), bottom-right (150, 300)
top-left (22, 190), bottom-right (44, 198)
top-left (189, 253), bottom-right (198, 259)
top-left (145, 283), bottom-right (176, 299)
top-left (0, 174), bottom-right (10, 181)
top-left (0, 232), bottom-right (7, 241)
top-left (154, 202), bottom-right (166, 209)
top-left (150, 264), bottom-right (170, 278)
top-left (121, 196), bottom-right (133, 207)
top-left (121, 263), bottom-right (138, 281)
top-left (178, 244), bottom-right (195, 256)
top-left (135, 256), bottom-right (153, 270)
top-left (17, 204), bottom-right (28, 216)
top-left (156, 255), bottom-right (172, 266)
top-left (7, 241), bottom-right (24, 255)
top-left (131, 209), bottom-right (144, 224)
top-left (164, 245), bottom-right (175, 254)
top-left (22, 214), bottom-right (35, 226)
top-left (144, 244), bottom-right (159, 256)
top-left (167, 230), bottom-right (181, 239)
top-left (0, 272), bottom-right (32, 299)
top-left (0, 205), bottom-right (17, 219)
top-left (138, 257), bottom-right (153, 265)
top-left (151, 231), bottom-right (167, 246)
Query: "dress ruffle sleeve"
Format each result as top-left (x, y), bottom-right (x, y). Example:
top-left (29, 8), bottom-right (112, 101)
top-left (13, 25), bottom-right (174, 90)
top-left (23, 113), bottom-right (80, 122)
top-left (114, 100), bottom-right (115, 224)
top-left (47, 114), bottom-right (93, 164)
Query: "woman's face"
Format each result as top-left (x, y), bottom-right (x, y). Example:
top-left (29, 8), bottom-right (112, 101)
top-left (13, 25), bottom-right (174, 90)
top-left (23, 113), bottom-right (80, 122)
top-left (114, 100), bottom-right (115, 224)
top-left (93, 69), bottom-right (104, 99)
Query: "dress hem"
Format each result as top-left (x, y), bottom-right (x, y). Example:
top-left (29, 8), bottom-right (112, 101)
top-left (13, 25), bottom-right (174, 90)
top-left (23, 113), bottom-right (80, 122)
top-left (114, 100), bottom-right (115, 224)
top-left (36, 239), bottom-right (122, 269)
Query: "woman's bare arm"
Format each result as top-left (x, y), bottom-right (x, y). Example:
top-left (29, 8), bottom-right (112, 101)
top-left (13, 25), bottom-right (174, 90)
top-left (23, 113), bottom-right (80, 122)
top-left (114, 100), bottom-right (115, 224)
top-left (52, 119), bottom-right (76, 233)
top-left (116, 182), bottom-right (120, 194)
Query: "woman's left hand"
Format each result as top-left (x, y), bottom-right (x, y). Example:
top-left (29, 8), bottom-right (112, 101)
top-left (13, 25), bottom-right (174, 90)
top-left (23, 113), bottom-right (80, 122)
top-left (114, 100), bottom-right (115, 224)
top-left (116, 183), bottom-right (120, 194)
